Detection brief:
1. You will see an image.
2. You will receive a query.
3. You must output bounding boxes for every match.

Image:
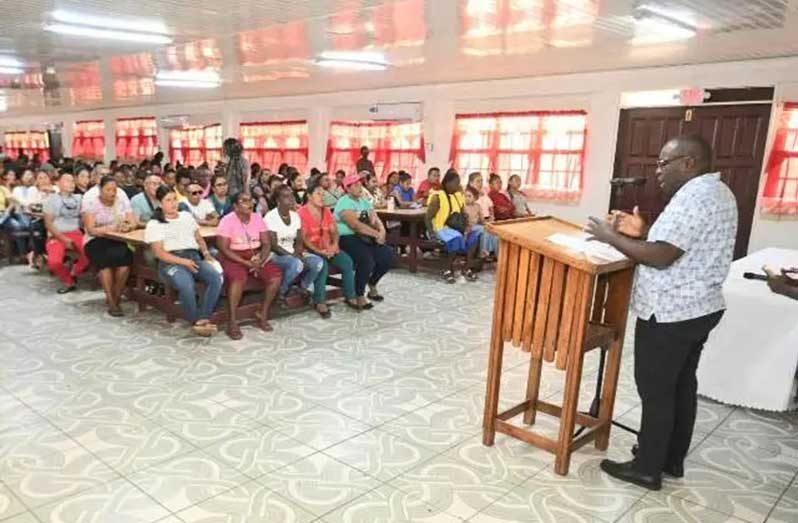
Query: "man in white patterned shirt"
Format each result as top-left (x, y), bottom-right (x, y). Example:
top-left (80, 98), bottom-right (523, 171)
top-left (586, 135), bottom-right (737, 490)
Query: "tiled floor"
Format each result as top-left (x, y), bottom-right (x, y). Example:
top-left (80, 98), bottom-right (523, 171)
top-left (1, 265), bottom-right (796, 523)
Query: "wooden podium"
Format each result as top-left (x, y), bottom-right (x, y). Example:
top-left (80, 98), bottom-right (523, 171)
top-left (482, 217), bottom-right (635, 475)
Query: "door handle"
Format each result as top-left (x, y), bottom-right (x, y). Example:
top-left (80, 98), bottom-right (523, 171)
top-left (610, 177), bottom-right (647, 187)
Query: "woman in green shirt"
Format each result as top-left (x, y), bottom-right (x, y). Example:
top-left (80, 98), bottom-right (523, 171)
top-left (334, 174), bottom-right (395, 309)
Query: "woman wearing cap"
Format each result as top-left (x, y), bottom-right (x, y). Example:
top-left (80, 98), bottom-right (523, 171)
top-left (333, 173), bottom-right (395, 309)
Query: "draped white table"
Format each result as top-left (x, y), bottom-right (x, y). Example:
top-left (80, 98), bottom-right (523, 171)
top-left (697, 248), bottom-right (798, 411)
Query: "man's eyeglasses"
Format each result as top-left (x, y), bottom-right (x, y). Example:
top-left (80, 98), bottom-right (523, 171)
top-left (190, 190), bottom-right (203, 196)
top-left (214, 182), bottom-right (228, 187)
top-left (656, 155), bottom-right (690, 169)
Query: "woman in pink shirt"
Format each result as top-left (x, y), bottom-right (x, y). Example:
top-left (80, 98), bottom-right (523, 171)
top-left (216, 192), bottom-right (282, 339)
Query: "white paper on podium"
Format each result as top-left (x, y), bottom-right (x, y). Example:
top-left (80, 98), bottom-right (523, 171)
top-left (546, 232), bottom-right (627, 263)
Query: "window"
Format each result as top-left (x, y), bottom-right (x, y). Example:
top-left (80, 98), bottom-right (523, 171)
top-left (72, 120), bottom-right (105, 161)
top-left (115, 117), bottom-right (158, 162)
top-left (762, 103), bottom-right (798, 215)
top-left (326, 121), bottom-right (425, 181)
top-left (169, 124), bottom-right (222, 167)
top-left (240, 121), bottom-right (309, 173)
top-left (450, 111), bottom-right (587, 201)
top-left (3, 131), bottom-right (50, 162)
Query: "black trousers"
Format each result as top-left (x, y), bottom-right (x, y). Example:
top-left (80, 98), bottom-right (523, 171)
top-left (339, 235), bottom-right (396, 297)
top-left (634, 310), bottom-right (724, 476)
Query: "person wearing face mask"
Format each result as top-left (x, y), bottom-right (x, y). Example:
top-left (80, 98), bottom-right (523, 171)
top-left (43, 173), bottom-right (89, 294)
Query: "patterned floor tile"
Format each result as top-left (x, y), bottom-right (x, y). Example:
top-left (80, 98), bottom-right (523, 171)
top-left (466, 485), bottom-right (606, 523)
top-left (0, 392), bottom-right (41, 434)
top-left (767, 482), bottom-right (798, 523)
top-left (616, 492), bottom-right (747, 523)
top-left (443, 435), bottom-right (549, 487)
top-left (0, 511), bottom-right (39, 523)
top-left (128, 450), bottom-right (248, 513)
top-left (268, 405), bottom-right (372, 452)
top-left (202, 425), bottom-right (316, 479)
top-left (389, 452), bottom-right (521, 521)
top-left (32, 477), bottom-right (169, 523)
top-left (0, 482), bottom-right (27, 521)
top-left (661, 461), bottom-right (786, 522)
top-left (324, 428), bottom-right (438, 482)
top-left (324, 484), bottom-right (465, 523)
top-left (688, 432), bottom-right (798, 487)
top-left (174, 480), bottom-right (316, 523)
top-left (258, 452), bottom-right (381, 517)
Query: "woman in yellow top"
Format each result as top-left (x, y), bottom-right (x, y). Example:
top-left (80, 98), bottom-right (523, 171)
top-left (425, 168), bottom-right (482, 283)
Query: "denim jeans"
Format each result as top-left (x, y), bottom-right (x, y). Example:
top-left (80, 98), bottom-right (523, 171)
top-left (312, 251), bottom-right (357, 304)
top-left (158, 250), bottom-right (223, 323)
top-left (0, 212), bottom-right (31, 255)
top-left (272, 253), bottom-right (324, 297)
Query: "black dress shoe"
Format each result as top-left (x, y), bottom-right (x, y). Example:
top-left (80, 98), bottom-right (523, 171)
top-left (600, 459), bottom-right (661, 491)
top-left (630, 445), bottom-right (683, 478)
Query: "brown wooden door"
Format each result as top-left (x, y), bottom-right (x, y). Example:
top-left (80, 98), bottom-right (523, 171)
top-left (611, 104), bottom-right (771, 259)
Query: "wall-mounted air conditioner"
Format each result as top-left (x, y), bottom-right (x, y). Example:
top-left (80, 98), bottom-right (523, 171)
top-left (367, 102), bottom-right (422, 122)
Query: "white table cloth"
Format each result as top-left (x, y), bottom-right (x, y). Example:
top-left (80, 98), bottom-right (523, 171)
top-left (697, 247), bottom-right (798, 411)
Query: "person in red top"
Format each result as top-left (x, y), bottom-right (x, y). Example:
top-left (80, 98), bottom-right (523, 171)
top-left (297, 177), bottom-right (360, 315)
top-left (487, 173), bottom-right (515, 220)
top-left (416, 167), bottom-right (441, 203)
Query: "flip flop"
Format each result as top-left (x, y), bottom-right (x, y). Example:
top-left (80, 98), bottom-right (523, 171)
top-left (226, 323), bottom-right (243, 340)
top-left (254, 311), bottom-right (274, 332)
top-left (57, 285), bottom-right (77, 295)
top-left (367, 292), bottom-right (384, 302)
top-left (345, 300), bottom-right (362, 313)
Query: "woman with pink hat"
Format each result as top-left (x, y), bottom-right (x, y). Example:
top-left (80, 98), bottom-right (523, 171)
top-left (333, 173), bottom-right (395, 310)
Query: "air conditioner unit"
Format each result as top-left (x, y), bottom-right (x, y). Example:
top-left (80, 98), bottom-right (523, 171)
top-left (367, 102), bottom-right (422, 122)
top-left (158, 115), bottom-right (191, 129)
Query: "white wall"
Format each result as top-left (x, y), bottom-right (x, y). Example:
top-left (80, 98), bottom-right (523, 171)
top-left (2, 56), bottom-right (798, 251)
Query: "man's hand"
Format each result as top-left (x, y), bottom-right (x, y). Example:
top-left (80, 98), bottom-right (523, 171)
top-left (62, 237), bottom-right (74, 250)
top-left (182, 259), bottom-right (199, 273)
top-left (608, 206), bottom-right (646, 238)
top-left (585, 216), bottom-right (619, 244)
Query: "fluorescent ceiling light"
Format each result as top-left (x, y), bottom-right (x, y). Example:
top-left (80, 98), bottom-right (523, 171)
top-left (0, 97), bottom-right (7, 112)
top-left (44, 23), bottom-right (173, 44)
top-left (632, 5), bottom-right (697, 45)
top-left (0, 66), bottom-right (23, 75)
top-left (155, 69), bottom-right (221, 88)
top-left (0, 56), bottom-right (23, 68)
top-left (315, 51), bottom-right (390, 71)
top-left (51, 9), bottom-right (168, 35)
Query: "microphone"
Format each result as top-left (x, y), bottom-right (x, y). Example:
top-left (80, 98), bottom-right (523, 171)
top-left (743, 272), bottom-right (768, 282)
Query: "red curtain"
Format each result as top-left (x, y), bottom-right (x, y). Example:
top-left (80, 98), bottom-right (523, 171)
top-left (240, 121), bottom-right (309, 173)
top-left (762, 103), bottom-right (798, 215)
top-left (449, 110), bottom-right (587, 201)
top-left (72, 120), bottom-right (105, 161)
top-left (326, 121), bottom-right (426, 181)
top-left (3, 131), bottom-right (50, 162)
top-left (169, 124), bottom-right (222, 167)
top-left (115, 117), bottom-right (158, 162)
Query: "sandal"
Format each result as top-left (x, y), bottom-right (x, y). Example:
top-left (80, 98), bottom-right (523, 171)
top-left (464, 269), bottom-right (478, 282)
top-left (57, 285), bottom-right (77, 295)
top-left (108, 306), bottom-right (124, 317)
top-left (254, 311), bottom-right (274, 332)
top-left (361, 301), bottom-right (374, 310)
top-left (196, 319), bottom-right (218, 332)
top-left (315, 304), bottom-right (332, 319)
top-left (345, 300), bottom-right (363, 312)
top-left (442, 270), bottom-right (457, 284)
top-left (191, 322), bottom-right (215, 337)
top-left (367, 291), bottom-right (384, 302)
top-left (226, 322), bottom-right (243, 340)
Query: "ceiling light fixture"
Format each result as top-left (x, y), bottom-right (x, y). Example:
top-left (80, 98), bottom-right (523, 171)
top-left (0, 66), bottom-right (24, 75)
top-left (0, 56), bottom-right (24, 68)
top-left (44, 23), bottom-right (173, 44)
top-left (315, 51), bottom-right (390, 71)
top-left (51, 9), bottom-right (169, 35)
top-left (155, 69), bottom-right (221, 88)
top-left (631, 5), bottom-right (697, 45)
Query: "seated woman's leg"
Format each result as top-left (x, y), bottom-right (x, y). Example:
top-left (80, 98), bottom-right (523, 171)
top-left (309, 255), bottom-right (329, 306)
top-left (367, 243), bottom-right (396, 290)
top-left (300, 253), bottom-right (324, 295)
top-left (2, 215), bottom-right (29, 257)
top-left (112, 265), bottom-right (131, 308)
top-left (97, 268), bottom-right (115, 308)
top-left (272, 254), bottom-right (304, 297)
top-left (339, 236), bottom-right (375, 298)
top-left (30, 219), bottom-right (46, 256)
top-left (160, 263), bottom-right (200, 323)
top-left (256, 261), bottom-right (282, 330)
top-left (46, 237), bottom-right (71, 286)
top-left (195, 260), bottom-right (223, 321)
top-left (330, 251), bottom-right (357, 302)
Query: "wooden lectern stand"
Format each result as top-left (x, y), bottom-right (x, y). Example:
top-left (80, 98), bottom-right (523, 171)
top-left (482, 217), bottom-right (635, 475)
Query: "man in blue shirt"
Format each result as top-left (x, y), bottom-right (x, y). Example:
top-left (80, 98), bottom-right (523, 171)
top-left (586, 135), bottom-right (737, 491)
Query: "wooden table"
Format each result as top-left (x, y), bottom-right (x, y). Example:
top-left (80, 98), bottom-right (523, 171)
top-left (376, 207), bottom-right (431, 273)
top-left (482, 217), bottom-right (635, 475)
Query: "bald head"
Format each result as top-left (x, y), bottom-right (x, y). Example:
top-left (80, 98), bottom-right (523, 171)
top-left (657, 134), bottom-right (714, 195)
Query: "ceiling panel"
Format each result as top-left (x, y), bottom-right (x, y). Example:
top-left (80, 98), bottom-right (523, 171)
top-left (0, 0), bottom-right (797, 116)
